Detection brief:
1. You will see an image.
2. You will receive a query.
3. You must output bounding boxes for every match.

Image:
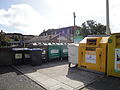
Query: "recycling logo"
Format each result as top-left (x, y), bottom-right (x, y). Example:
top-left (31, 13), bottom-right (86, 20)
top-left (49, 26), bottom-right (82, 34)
top-left (75, 30), bottom-right (80, 35)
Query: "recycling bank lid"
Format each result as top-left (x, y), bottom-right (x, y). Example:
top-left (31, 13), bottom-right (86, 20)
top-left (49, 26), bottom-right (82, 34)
top-left (31, 48), bottom-right (43, 51)
top-left (12, 48), bottom-right (25, 51)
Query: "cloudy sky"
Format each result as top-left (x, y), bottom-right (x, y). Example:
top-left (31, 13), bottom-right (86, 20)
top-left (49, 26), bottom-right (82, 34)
top-left (0, 0), bottom-right (119, 35)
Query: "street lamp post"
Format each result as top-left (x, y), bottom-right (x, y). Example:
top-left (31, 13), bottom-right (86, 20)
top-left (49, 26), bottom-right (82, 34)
top-left (106, 0), bottom-right (111, 35)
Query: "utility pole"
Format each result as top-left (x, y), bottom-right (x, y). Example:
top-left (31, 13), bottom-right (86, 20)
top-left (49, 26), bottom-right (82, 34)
top-left (59, 25), bottom-right (60, 43)
top-left (106, 0), bottom-right (111, 35)
top-left (73, 12), bottom-right (76, 42)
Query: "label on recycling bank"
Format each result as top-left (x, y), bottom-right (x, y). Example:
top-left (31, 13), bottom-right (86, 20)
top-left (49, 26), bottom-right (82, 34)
top-left (25, 54), bottom-right (30, 58)
top-left (63, 49), bottom-right (68, 53)
top-left (85, 51), bottom-right (96, 64)
top-left (15, 54), bottom-right (22, 59)
top-left (51, 49), bottom-right (59, 54)
top-left (115, 49), bottom-right (120, 73)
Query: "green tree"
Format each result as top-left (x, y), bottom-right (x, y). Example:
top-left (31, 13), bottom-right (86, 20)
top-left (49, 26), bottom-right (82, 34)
top-left (80, 20), bottom-right (106, 37)
top-left (0, 34), bottom-right (10, 47)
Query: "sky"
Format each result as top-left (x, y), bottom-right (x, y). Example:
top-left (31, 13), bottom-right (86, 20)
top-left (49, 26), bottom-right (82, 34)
top-left (0, 0), bottom-right (119, 35)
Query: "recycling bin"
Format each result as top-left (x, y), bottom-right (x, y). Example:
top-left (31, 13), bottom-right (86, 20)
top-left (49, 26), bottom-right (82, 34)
top-left (23, 48), bottom-right (31, 64)
top-left (78, 35), bottom-right (109, 73)
top-left (68, 43), bottom-right (79, 67)
top-left (107, 33), bottom-right (120, 77)
top-left (38, 43), bottom-right (48, 63)
top-left (12, 48), bottom-right (24, 65)
top-left (60, 43), bottom-right (68, 60)
top-left (48, 43), bottom-right (60, 61)
top-left (27, 43), bottom-right (48, 63)
top-left (30, 48), bottom-right (43, 66)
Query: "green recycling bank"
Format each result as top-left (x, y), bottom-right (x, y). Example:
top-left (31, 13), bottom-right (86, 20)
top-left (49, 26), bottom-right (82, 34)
top-left (48, 43), bottom-right (61, 60)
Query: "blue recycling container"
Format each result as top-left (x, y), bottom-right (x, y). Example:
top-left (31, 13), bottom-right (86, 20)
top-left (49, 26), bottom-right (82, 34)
top-left (30, 48), bottom-right (43, 66)
top-left (12, 48), bottom-right (24, 65)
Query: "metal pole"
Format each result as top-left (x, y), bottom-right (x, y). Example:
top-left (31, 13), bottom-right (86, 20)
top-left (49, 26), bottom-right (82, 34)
top-left (59, 25), bottom-right (60, 43)
top-left (59, 33), bottom-right (60, 43)
top-left (106, 0), bottom-right (111, 35)
top-left (73, 12), bottom-right (76, 42)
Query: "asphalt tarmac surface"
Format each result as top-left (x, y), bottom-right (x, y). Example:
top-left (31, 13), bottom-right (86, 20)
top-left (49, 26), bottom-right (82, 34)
top-left (0, 66), bottom-right (45, 90)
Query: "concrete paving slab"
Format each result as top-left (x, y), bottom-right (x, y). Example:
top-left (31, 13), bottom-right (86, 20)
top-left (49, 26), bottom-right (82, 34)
top-left (40, 78), bottom-right (61, 88)
top-left (36, 65), bottom-right (79, 78)
top-left (13, 61), bottom-right (103, 90)
top-left (54, 75), bottom-right (85, 88)
top-left (50, 83), bottom-right (74, 90)
top-left (36, 65), bottom-right (70, 78)
top-left (26, 72), bottom-right (50, 81)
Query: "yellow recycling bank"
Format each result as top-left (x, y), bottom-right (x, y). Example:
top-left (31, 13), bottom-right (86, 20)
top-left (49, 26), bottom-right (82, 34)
top-left (78, 36), bottom-right (109, 73)
top-left (77, 33), bottom-right (120, 77)
top-left (107, 33), bottom-right (120, 77)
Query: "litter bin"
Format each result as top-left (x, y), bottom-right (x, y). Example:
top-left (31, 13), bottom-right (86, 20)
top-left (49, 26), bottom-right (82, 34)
top-left (107, 33), bottom-right (120, 77)
top-left (12, 48), bottom-right (24, 65)
top-left (48, 43), bottom-right (60, 61)
top-left (78, 35), bottom-right (109, 73)
top-left (60, 43), bottom-right (68, 60)
top-left (30, 48), bottom-right (43, 66)
top-left (68, 43), bottom-right (79, 67)
top-left (23, 48), bottom-right (31, 64)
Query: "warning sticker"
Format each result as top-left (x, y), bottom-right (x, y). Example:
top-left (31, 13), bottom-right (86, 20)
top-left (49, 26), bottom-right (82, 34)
top-left (85, 51), bottom-right (96, 64)
top-left (115, 49), bottom-right (120, 73)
